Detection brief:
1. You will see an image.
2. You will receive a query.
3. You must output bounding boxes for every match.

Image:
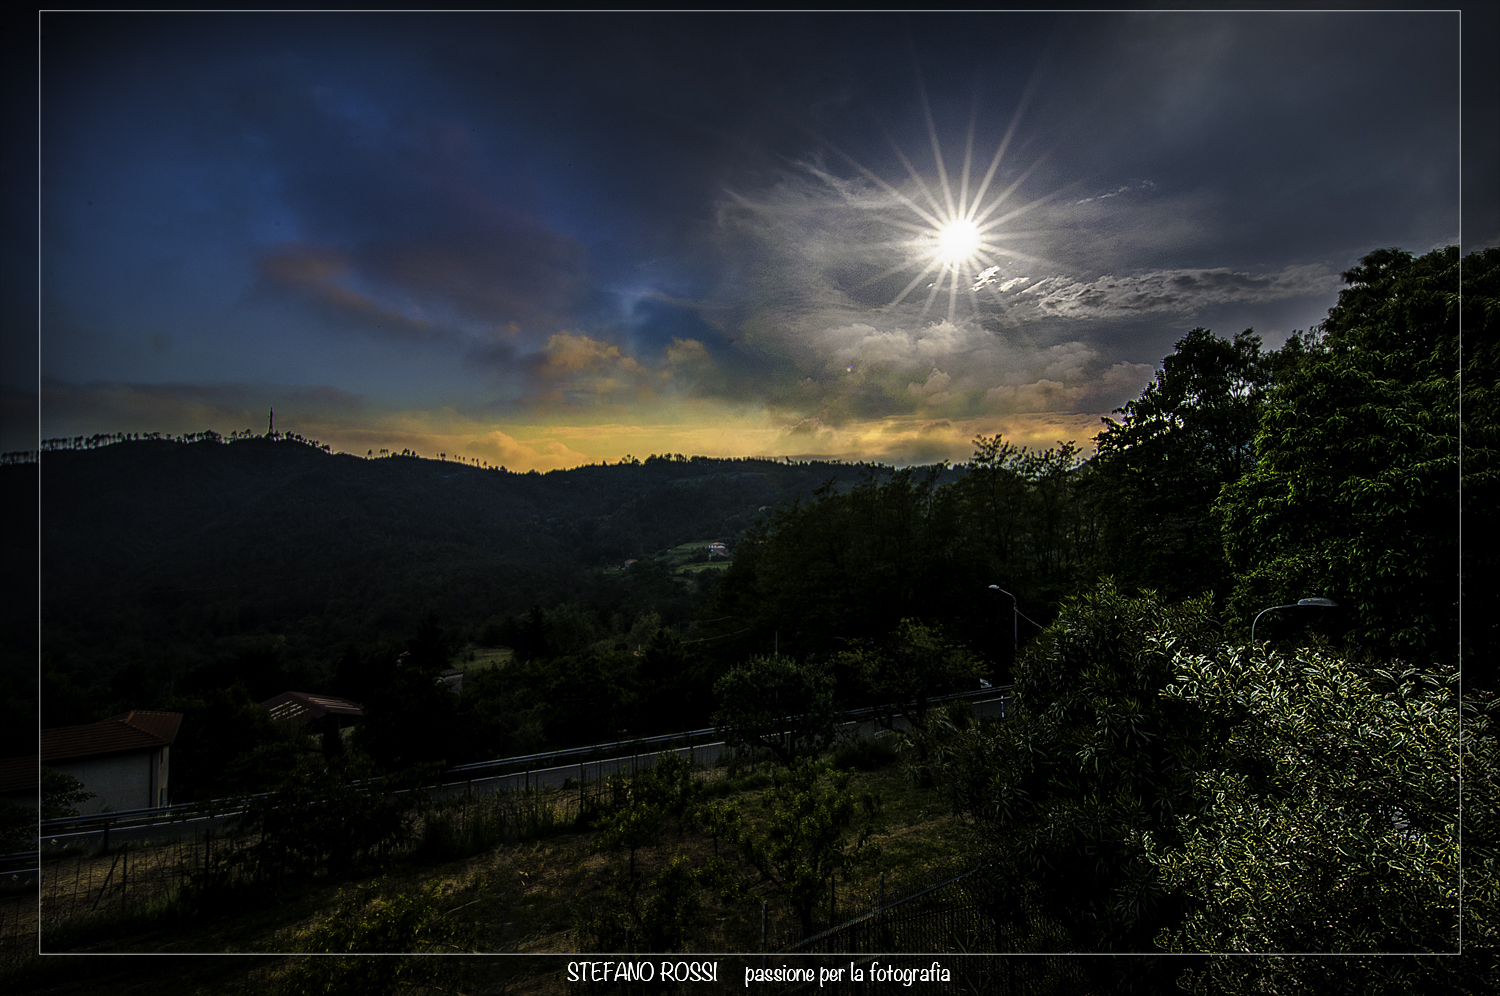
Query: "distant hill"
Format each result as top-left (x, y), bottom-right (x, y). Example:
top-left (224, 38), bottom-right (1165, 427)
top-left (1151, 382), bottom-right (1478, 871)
top-left (24, 434), bottom-right (965, 703)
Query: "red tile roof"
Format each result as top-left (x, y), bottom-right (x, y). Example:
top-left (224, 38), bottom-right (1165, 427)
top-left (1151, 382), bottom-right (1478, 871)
top-left (40, 712), bottom-right (182, 764)
top-left (0, 755), bottom-right (38, 796)
top-left (259, 691), bottom-right (364, 725)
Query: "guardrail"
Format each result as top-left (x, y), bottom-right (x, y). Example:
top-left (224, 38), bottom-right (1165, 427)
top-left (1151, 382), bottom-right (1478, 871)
top-left (38, 683), bottom-right (1014, 841)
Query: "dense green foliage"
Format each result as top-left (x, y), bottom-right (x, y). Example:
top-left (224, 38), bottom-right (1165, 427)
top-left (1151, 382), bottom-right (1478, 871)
top-left (1217, 246), bottom-right (1495, 673)
top-left (272, 879), bottom-right (481, 995)
top-left (712, 654), bottom-right (838, 766)
top-left (1149, 649), bottom-right (1462, 955)
top-left (733, 757), bottom-right (882, 940)
top-left (1092, 327), bottom-right (1288, 603)
top-left (218, 750), bottom-right (430, 883)
top-left (940, 582), bottom-right (1218, 989)
top-left (39, 767), bottom-right (95, 820)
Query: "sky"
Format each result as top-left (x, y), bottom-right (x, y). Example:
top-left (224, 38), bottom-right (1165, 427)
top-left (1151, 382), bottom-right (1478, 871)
top-left (7, 9), bottom-right (1496, 469)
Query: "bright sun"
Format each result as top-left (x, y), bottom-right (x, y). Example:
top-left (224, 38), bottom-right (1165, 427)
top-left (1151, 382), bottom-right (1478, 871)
top-left (828, 100), bottom-right (1053, 325)
top-left (936, 218), bottom-right (981, 268)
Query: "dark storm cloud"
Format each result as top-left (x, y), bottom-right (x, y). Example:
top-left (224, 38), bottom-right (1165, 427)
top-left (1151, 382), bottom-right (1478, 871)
top-left (223, 77), bottom-right (593, 340)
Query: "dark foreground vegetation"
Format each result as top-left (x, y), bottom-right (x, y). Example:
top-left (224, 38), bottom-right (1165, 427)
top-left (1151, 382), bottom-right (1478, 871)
top-left (3, 245), bottom-right (1496, 992)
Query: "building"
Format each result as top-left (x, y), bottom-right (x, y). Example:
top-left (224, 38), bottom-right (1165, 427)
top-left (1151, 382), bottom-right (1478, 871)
top-left (259, 691), bottom-right (364, 753)
top-left (40, 711), bottom-right (182, 814)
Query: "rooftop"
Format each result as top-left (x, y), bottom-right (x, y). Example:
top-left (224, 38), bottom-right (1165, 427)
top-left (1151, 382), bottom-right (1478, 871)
top-left (41, 711), bottom-right (183, 764)
top-left (259, 691), bottom-right (365, 725)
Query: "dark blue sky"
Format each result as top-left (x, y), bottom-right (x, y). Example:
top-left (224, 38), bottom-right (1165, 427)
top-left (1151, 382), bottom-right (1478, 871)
top-left (7, 10), bottom-right (1494, 466)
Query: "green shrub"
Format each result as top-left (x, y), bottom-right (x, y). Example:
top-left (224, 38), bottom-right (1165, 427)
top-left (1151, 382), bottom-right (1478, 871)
top-left (270, 879), bottom-right (479, 996)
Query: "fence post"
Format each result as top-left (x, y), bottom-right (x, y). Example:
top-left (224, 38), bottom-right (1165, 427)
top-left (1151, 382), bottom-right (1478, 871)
top-left (761, 900), bottom-right (768, 966)
top-left (91, 850), bottom-right (121, 911)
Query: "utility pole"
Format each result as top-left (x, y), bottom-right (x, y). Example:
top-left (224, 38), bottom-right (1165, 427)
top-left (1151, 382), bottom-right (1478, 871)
top-left (268, 408), bottom-right (274, 436)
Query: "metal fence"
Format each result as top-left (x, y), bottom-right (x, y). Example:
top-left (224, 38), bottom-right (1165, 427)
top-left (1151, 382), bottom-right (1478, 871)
top-left (33, 762), bottom-right (680, 944)
top-left (37, 831), bottom-right (252, 931)
top-left (782, 866), bottom-right (994, 956)
top-left (773, 869), bottom-right (1096, 995)
top-left (0, 892), bottom-right (36, 964)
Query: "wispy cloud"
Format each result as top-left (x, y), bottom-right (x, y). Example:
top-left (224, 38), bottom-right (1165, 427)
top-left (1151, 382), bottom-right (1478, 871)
top-left (1012, 263), bottom-right (1341, 319)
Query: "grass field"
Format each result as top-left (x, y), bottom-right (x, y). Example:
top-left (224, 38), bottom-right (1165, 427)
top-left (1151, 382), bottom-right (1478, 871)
top-left (13, 737), bottom-right (977, 994)
top-left (451, 645), bottom-right (514, 672)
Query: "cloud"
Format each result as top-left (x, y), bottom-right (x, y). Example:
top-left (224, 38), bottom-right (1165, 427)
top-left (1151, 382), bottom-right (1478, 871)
top-left (516, 332), bottom-right (718, 411)
top-left (1074, 180), bottom-right (1157, 205)
top-left (258, 243), bottom-right (437, 339)
top-left (1015, 263), bottom-right (1341, 319)
top-left (907, 368), bottom-right (952, 401)
top-left (698, 163), bottom-right (1196, 433)
top-left (454, 428), bottom-right (590, 471)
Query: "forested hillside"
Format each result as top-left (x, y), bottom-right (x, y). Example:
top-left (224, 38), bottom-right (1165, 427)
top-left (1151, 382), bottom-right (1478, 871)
top-left (22, 444), bottom-right (964, 723)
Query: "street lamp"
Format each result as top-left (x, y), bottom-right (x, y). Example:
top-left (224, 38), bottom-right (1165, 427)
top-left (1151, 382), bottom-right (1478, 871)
top-left (1251, 597), bottom-right (1339, 643)
top-left (988, 585), bottom-right (1018, 652)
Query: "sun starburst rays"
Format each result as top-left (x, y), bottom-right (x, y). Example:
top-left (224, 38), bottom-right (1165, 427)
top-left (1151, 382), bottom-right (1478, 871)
top-left (828, 107), bottom-right (1054, 326)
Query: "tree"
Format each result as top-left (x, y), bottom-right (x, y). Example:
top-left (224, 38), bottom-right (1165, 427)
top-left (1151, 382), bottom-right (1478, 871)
top-left (41, 767), bottom-right (94, 819)
top-left (736, 756), bottom-right (881, 940)
top-left (160, 685), bottom-right (279, 801)
top-left (834, 618), bottom-right (985, 783)
top-left (708, 468), bottom-right (981, 662)
top-left (356, 619), bottom-right (463, 768)
top-left (578, 755), bottom-right (743, 953)
top-left (939, 581), bottom-right (1219, 989)
top-left (1091, 327), bottom-right (1282, 603)
top-left (711, 655), bottom-right (838, 767)
top-left (1216, 246), bottom-right (1496, 675)
top-left (0, 799), bottom-right (36, 852)
top-left (1144, 647), bottom-right (1489, 993)
top-left (1148, 648), bottom-right (1459, 953)
top-left (223, 749), bottom-right (427, 882)
top-left (950, 437), bottom-right (1095, 661)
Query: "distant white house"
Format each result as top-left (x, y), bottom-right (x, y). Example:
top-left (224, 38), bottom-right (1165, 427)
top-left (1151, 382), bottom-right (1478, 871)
top-left (40, 711), bottom-right (182, 814)
top-left (708, 542), bottom-right (729, 559)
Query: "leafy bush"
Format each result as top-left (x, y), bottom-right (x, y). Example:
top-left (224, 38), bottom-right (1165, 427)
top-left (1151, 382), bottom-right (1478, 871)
top-left (222, 751), bottom-right (428, 884)
top-left (1150, 648), bottom-right (1461, 955)
top-left (270, 878), bottom-right (479, 996)
top-left (736, 756), bottom-right (882, 940)
top-left (829, 733), bottom-right (901, 772)
top-left (937, 580), bottom-right (1218, 994)
top-left (712, 655), bottom-right (837, 767)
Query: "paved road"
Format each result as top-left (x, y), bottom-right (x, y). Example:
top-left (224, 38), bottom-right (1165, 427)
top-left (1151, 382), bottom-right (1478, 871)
top-left (437, 695), bottom-right (1011, 799)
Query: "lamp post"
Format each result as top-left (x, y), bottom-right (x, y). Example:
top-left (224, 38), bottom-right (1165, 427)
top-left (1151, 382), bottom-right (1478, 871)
top-left (1251, 597), bottom-right (1338, 643)
top-left (988, 585), bottom-right (1018, 652)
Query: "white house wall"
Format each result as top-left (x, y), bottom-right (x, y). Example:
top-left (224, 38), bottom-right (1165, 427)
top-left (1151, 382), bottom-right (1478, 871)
top-left (51, 751), bottom-right (157, 814)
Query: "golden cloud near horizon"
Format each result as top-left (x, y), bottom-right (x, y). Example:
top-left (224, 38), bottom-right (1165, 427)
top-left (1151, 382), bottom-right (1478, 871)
top-left (37, 377), bottom-right (1115, 473)
top-left (248, 408), bottom-right (1108, 472)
